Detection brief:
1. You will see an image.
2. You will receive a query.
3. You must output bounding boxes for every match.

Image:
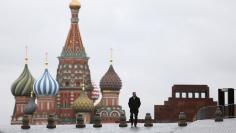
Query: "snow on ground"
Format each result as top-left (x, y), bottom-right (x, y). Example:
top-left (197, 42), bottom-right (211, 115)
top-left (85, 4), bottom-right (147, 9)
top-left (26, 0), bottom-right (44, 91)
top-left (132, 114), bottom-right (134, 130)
top-left (175, 118), bottom-right (236, 133)
top-left (1, 119), bottom-right (236, 133)
top-left (0, 123), bottom-right (178, 133)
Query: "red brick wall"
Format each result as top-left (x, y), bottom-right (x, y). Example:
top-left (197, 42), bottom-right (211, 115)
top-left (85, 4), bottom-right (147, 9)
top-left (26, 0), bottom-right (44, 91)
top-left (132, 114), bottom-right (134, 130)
top-left (154, 85), bottom-right (217, 122)
top-left (12, 96), bottom-right (30, 121)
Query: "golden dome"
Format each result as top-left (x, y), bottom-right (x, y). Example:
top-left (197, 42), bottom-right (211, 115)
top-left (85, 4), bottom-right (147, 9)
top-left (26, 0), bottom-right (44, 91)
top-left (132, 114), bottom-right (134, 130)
top-left (72, 91), bottom-right (94, 112)
top-left (70, 0), bottom-right (81, 9)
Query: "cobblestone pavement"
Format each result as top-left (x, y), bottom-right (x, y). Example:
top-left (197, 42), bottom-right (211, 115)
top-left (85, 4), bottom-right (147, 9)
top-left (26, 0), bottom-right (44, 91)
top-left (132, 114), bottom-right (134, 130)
top-left (0, 119), bottom-right (235, 133)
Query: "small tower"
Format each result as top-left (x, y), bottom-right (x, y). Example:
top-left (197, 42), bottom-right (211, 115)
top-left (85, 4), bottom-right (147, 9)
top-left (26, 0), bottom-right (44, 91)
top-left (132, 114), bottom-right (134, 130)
top-left (72, 75), bottom-right (94, 123)
top-left (96, 49), bottom-right (125, 123)
top-left (11, 47), bottom-right (35, 124)
top-left (56, 0), bottom-right (94, 124)
top-left (33, 53), bottom-right (59, 124)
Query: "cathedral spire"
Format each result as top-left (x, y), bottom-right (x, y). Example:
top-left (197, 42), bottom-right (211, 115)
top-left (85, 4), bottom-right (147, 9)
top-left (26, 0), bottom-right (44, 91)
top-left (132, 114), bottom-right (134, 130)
top-left (100, 49), bottom-right (122, 91)
top-left (60, 0), bottom-right (87, 59)
top-left (56, 0), bottom-right (94, 124)
top-left (70, 0), bottom-right (80, 24)
top-left (45, 52), bottom-right (48, 68)
top-left (109, 48), bottom-right (113, 65)
top-left (25, 46), bottom-right (28, 64)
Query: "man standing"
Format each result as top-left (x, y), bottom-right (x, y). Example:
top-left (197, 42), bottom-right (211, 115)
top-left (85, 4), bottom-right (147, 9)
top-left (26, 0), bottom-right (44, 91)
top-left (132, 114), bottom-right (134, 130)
top-left (128, 92), bottom-right (141, 127)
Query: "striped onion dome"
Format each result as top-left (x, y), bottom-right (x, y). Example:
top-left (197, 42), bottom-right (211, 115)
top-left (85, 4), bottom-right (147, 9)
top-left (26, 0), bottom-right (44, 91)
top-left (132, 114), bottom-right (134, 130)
top-left (72, 91), bottom-right (94, 112)
top-left (11, 64), bottom-right (35, 96)
top-left (33, 69), bottom-right (59, 96)
top-left (100, 65), bottom-right (122, 91)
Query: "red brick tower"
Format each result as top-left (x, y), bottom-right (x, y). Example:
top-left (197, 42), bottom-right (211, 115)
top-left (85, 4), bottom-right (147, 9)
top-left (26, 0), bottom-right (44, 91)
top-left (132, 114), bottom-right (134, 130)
top-left (56, 0), bottom-right (94, 124)
top-left (33, 54), bottom-right (60, 124)
top-left (10, 47), bottom-right (35, 124)
top-left (154, 85), bottom-right (217, 122)
top-left (96, 50), bottom-right (125, 123)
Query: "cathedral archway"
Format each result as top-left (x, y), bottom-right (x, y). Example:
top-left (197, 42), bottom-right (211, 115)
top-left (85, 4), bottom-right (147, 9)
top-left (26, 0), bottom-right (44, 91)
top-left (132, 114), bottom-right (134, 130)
top-left (100, 111), bottom-right (108, 117)
top-left (110, 111), bottom-right (120, 117)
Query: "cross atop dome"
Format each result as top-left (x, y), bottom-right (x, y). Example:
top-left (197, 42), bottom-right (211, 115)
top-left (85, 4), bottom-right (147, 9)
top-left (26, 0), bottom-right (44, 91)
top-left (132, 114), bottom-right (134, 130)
top-left (110, 48), bottom-right (113, 65)
top-left (25, 46), bottom-right (28, 64)
top-left (44, 52), bottom-right (48, 68)
top-left (100, 49), bottom-right (122, 91)
top-left (34, 55), bottom-right (59, 96)
top-left (11, 48), bottom-right (35, 97)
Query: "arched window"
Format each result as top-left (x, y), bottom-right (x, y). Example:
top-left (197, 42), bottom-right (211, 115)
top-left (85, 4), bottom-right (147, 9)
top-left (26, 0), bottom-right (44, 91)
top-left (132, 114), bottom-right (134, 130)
top-left (65, 82), bottom-right (69, 87)
top-left (76, 81), bottom-right (80, 86)
top-left (101, 111), bottom-right (108, 117)
top-left (110, 111), bottom-right (120, 117)
top-left (69, 64), bottom-right (72, 68)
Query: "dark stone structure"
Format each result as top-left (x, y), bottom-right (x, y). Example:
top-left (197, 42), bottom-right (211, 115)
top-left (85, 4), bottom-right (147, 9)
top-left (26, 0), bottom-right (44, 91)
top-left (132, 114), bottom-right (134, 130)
top-left (93, 113), bottom-right (102, 128)
top-left (47, 114), bottom-right (56, 129)
top-left (178, 112), bottom-right (187, 127)
top-left (119, 113), bottom-right (127, 127)
top-left (154, 85), bottom-right (217, 122)
top-left (218, 88), bottom-right (235, 118)
top-left (144, 113), bottom-right (153, 127)
top-left (76, 114), bottom-right (86, 128)
top-left (21, 115), bottom-right (30, 129)
top-left (215, 106), bottom-right (223, 122)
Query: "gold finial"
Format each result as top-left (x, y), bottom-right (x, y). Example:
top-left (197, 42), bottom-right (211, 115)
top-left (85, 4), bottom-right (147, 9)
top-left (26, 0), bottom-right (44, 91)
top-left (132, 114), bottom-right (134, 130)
top-left (45, 52), bottom-right (48, 68)
top-left (25, 46), bottom-right (28, 64)
top-left (109, 48), bottom-right (113, 65)
top-left (30, 91), bottom-right (34, 98)
top-left (70, 0), bottom-right (81, 9)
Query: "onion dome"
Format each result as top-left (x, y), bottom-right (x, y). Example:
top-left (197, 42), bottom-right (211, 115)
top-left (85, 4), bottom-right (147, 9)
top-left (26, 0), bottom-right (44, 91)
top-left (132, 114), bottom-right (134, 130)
top-left (11, 64), bottom-right (35, 96)
top-left (24, 93), bottom-right (36, 115)
top-left (34, 54), bottom-right (59, 96)
top-left (100, 65), bottom-right (122, 91)
top-left (34, 69), bottom-right (59, 96)
top-left (11, 48), bottom-right (35, 96)
top-left (70, 0), bottom-right (81, 9)
top-left (72, 91), bottom-right (94, 112)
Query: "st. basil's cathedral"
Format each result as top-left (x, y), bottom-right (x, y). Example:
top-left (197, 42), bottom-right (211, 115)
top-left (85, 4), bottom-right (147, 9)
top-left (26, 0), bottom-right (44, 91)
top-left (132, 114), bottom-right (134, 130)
top-left (10, 0), bottom-right (125, 125)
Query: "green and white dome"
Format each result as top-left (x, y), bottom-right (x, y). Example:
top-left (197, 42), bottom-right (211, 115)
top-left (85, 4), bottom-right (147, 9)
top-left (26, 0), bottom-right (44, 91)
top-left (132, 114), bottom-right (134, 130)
top-left (11, 64), bottom-right (35, 96)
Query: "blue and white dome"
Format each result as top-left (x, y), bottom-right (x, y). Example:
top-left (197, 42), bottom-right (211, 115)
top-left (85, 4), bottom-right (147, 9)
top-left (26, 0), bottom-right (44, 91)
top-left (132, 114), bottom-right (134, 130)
top-left (33, 69), bottom-right (59, 96)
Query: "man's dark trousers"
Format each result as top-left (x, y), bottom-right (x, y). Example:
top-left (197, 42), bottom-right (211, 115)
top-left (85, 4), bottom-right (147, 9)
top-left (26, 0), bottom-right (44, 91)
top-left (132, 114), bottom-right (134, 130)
top-left (130, 112), bottom-right (138, 126)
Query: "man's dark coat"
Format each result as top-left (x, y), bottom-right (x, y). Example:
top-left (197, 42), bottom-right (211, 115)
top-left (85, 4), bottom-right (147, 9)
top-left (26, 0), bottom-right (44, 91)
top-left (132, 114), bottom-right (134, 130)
top-left (128, 96), bottom-right (141, 113)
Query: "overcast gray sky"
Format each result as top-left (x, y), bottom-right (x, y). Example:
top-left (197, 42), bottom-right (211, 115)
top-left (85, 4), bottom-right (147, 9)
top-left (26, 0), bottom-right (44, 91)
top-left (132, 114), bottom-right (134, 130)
top-left (1, 0), bottom-right (236, 125)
